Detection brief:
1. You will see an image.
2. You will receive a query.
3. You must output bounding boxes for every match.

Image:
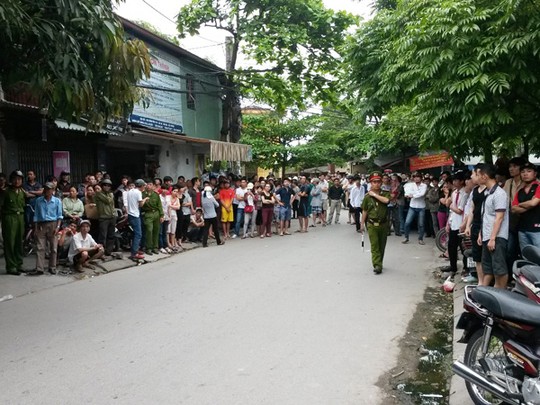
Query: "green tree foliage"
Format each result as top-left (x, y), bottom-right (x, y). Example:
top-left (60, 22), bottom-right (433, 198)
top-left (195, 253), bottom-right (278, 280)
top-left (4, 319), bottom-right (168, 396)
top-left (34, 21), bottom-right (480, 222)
top-left (242, 111), bottom-right (373, 175)
top-left (241, 113), bottom-right (307, 177)
top-left (346, 0), bottom-right (540, 160)
top-left (0, 0), bottom-right (151, 128)
top-left (177, 0), bottom-right (357, 145)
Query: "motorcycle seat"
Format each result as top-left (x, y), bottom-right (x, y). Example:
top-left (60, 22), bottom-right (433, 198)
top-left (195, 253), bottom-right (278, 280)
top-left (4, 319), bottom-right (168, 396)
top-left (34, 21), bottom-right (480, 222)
top-left (472, 286), bottom-right (540, 327)
top-left (523, 245), bottom-right (540, 266)
top-left (520, 264), bottom-right (540, 284)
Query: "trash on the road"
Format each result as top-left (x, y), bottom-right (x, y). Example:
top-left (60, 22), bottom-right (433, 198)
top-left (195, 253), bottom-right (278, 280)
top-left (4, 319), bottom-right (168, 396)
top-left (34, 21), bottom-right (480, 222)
top-left (442, 276), bottom-right (455, 292)
top-left (0, 294), bottom-right (14, 302)
top-left (396, 383), bottom-right (412, 395)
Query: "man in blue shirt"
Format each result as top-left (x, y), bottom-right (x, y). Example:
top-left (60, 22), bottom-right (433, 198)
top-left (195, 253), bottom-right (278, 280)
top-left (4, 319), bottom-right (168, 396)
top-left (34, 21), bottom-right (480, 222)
top-left (28, 182), bottom-right (63, 275)
top-left (275, 178), bottom-right (295, 236)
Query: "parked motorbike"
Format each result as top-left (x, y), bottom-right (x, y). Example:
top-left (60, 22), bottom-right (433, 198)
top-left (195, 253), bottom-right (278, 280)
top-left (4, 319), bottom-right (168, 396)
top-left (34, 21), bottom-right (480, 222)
top-left (453, 284), bottom-right (540, 404)
top-left (512, 245), bottom-right (540, 304)
top-left (113, 209), bottom-right (133, 252)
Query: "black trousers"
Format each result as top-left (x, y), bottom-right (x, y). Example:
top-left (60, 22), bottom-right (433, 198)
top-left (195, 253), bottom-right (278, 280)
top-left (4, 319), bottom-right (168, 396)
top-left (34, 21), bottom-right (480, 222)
top-left (354, 207), bottom-right (362, 231)
top-left (98, 217), bottom-right (116, 254)
top-left (176, 214), bottom-right (191, 241)
top-left (203, 217), bottom-right (221, 246)
top-left (448, 229), bottom-right (464, 274)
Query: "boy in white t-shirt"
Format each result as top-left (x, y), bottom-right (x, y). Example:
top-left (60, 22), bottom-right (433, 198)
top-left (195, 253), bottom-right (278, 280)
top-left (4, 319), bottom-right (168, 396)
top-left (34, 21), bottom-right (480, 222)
top-left (68, 220), bottom-right (104, 272)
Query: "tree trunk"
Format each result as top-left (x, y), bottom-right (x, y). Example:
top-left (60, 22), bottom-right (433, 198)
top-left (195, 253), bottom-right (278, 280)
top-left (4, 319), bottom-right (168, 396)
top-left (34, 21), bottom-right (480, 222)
top-left (523, 136), bottom-right (530, 158)
top-left (213, 36), bottom-right (242, 173)
top-left (483, 142), bottom-right (493, 164)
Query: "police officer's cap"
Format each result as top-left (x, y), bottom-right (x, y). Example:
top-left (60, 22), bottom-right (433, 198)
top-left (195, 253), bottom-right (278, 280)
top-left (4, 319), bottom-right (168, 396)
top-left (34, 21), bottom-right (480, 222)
top-left (9, 170), bottom-right (24, 180)
top-left (369, 172), bottom-right (382, 182)
top-left (100, 179), bottom-right (113, 186)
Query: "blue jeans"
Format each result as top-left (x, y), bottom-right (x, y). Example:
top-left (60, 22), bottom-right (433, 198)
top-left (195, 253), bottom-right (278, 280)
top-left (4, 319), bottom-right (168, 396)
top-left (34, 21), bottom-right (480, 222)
top-left (159, 220), bottom-right (169, 248)
top-left (404, 207), bottom-right (425, 241)
top-left (128, 214), bottom-right (142, 256)
top-left (518, 231), bottom-right (540, 251)
top-left (234, 208), bottom-right (245, 236)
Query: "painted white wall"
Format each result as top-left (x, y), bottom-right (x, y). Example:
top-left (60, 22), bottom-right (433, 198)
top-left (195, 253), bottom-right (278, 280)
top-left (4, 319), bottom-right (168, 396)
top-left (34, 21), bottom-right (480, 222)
top-left (158, 141), bottom-right (210, 179)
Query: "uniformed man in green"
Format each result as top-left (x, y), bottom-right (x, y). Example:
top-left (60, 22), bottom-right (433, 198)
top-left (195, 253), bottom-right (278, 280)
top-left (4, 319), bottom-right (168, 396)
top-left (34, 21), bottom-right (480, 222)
top-left (0, 171), bottom-right (27, 275)
top-left (360, 172), bottom-right (391, 274)
top-left (141, 181), bottom-right (164, 255)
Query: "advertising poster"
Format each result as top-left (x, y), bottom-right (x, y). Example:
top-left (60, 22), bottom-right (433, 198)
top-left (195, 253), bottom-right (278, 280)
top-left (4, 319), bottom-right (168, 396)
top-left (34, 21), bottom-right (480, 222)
top-left (52, 151), bottom-right (70, 178)
top-left (130, 46), bottom-right (184, 133)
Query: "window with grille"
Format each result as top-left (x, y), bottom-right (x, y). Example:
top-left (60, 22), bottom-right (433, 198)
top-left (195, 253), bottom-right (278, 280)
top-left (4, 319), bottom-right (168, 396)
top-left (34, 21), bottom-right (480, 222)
top-left (186, 75), bottom-right (196, 110)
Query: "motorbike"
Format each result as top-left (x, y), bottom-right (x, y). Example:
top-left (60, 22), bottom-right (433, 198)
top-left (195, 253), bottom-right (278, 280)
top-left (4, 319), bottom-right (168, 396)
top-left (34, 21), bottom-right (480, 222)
top-left (512, 245), bottom-right (540, 304)
top-left (453, 283), bottom-right (540, 405)
top-left (113, 209), bottom-right (133, 252)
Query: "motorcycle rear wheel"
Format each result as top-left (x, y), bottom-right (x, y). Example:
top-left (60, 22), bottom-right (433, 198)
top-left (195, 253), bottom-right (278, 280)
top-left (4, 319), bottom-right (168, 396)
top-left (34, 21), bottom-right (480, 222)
top-left (435, 228), bottom-right (448, 252)
top-left (463, 328), bottom-right (513, 405)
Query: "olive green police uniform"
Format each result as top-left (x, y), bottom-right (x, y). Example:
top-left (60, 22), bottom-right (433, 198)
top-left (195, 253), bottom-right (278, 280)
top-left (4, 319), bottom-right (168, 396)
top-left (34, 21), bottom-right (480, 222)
top-left (141, 190), bottom-right (164, 252)
top-left (0, 185), bottom-right (26, 274)
top-left (361, 181), bottom-right (390, 274)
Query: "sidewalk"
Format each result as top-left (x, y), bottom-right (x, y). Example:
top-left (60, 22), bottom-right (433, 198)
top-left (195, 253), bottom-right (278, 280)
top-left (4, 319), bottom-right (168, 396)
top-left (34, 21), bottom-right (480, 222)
top-left (449, 281), bottom-right (474, 405)
top-left (0, 242), bottom-right (203, 302)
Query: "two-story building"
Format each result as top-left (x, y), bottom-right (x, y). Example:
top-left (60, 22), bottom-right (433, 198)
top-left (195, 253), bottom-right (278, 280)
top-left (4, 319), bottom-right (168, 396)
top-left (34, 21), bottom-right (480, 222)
top-left (0, 17), bottom-right (250, 183)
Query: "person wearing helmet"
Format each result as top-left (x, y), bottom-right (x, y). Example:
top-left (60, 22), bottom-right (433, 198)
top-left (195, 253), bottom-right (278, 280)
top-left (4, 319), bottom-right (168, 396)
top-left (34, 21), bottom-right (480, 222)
top-left (0, 171), bottom-right (26, 275)
top-left (94, 178), bottom-right (116, 256)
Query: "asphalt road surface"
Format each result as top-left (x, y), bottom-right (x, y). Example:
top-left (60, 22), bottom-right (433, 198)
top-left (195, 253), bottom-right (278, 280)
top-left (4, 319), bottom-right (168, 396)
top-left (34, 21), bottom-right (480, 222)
top-left (0, 222), bottom-right (436, 405)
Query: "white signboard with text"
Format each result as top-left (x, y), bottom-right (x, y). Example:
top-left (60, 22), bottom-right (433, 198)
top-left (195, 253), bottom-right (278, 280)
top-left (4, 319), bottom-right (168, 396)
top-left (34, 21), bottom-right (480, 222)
top-left (130, 46), bottom-right (184, 133)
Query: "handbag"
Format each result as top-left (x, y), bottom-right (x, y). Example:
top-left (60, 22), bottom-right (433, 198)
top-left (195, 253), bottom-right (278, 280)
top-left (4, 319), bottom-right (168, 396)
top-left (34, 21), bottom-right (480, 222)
top-left (244, 204), bottom-right (254, 213)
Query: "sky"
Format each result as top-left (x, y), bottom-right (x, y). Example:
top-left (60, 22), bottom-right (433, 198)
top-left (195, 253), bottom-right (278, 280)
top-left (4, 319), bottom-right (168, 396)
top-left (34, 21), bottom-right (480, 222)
top-left (115, 0), bottom-right (374, 68)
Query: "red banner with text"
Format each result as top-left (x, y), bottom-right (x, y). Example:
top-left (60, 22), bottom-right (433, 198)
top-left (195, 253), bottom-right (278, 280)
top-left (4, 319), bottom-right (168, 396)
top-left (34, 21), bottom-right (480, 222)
top-left (409, 153), bottom-right (454, 171)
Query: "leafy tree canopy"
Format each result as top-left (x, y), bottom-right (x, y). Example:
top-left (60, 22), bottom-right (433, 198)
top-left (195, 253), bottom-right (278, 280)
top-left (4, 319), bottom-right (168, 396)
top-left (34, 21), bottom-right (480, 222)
top-left (346, 0), bottom-right (540, 160)
top-left (177, 0), bottom-right (358, 112)
top-left (241, 109), bottom-right (377, 175)
top-left (0, 0), bottom-right (151, 128)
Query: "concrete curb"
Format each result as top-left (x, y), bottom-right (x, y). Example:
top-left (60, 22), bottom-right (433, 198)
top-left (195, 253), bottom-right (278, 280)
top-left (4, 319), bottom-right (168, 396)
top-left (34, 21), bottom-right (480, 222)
top-left (0, 241), bottom-right (205, 300)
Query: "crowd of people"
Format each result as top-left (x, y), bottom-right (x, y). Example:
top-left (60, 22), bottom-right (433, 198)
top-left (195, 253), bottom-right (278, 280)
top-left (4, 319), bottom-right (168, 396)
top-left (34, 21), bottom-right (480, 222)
top-left (0, 158), bottom-right (538, 283)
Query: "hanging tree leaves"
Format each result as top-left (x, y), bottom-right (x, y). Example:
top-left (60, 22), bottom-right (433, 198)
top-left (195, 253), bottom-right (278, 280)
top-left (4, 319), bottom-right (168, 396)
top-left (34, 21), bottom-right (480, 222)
top-left (346, 0), bottom-right (540, 160)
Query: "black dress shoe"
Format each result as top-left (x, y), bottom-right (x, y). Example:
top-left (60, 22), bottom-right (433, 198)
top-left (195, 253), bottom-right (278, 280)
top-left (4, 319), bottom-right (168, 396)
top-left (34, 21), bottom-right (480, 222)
top-left (27, 270), bottom-right (44, 276)
top-left (7, 271), bottom-right (22, 276)
top-left (48, 268), bottom-right (57, 275)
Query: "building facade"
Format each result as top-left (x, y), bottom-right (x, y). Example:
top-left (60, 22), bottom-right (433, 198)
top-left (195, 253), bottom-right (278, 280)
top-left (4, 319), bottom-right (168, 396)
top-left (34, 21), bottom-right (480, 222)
top-left (0, 17), bottom-right (249, 184)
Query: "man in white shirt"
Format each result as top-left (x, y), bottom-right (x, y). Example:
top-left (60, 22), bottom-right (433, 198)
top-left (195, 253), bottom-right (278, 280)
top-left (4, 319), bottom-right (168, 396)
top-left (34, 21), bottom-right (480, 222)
top-left (233, 179), bottom-right (247, 238)
top-left (350, 176), bottom-right (366, 232)
top-left (402, 172), bottom-right (428, 245)
top-left (441, 171), bottom-right (470, 278)
top-left (68, 220), bottom-right (104, 272)
top-left (126, 179), bottom-right (148, 260)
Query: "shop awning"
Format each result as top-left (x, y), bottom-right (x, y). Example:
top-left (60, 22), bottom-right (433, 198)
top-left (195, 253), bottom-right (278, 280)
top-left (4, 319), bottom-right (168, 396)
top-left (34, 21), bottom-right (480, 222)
top-left (129, 127), bottom-right (252, 161)
top-left (210, 140), bottom-right (251, 162)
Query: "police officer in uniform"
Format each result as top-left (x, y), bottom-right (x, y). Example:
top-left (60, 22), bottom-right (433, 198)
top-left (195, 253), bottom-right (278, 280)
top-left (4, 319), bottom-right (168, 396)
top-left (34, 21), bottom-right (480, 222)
top-left (0, 171), bottom-right (26, 275)
top-left (360, 172), bottom-right (391, 274)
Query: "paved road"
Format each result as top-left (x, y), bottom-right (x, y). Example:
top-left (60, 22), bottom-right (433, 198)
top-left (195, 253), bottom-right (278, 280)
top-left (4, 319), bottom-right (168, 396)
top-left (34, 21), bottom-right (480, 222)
top-left (0, 223), bottom-right (437, 405)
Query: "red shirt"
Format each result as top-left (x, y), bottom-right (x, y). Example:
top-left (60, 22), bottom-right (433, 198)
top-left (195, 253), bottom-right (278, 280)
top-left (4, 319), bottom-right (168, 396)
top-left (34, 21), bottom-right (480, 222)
top-left (219, 188), bottom-right (235, 208)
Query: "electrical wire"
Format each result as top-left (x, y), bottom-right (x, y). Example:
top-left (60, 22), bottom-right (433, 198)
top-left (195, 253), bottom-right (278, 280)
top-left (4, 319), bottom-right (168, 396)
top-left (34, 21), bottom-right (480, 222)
top-left (141, 0), bottom-right (223, 45)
